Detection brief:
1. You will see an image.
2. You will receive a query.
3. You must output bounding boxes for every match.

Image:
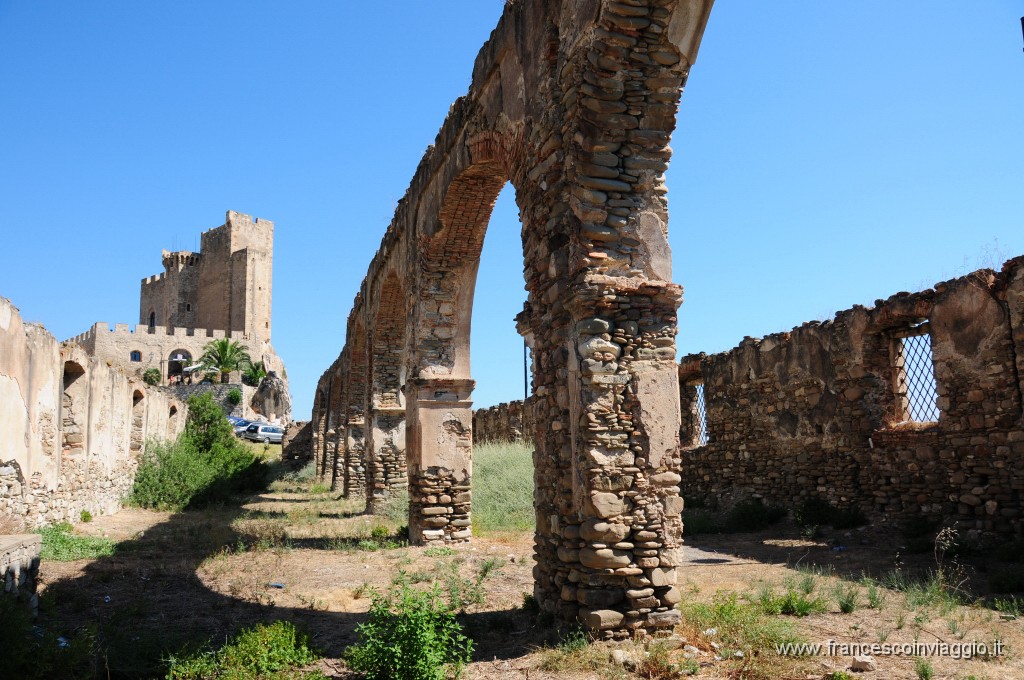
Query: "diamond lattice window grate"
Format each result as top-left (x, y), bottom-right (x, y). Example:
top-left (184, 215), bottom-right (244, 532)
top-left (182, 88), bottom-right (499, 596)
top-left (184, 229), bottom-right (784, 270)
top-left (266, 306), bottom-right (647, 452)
top-left (897, 333), bottom-right (940, 422)
top-left (694, 383), bottom-right (708, 446)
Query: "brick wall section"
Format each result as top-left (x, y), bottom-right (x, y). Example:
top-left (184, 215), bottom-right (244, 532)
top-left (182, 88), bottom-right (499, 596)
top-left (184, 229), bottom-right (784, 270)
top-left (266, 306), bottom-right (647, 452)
top-left (679, 258), bottom-right (1024, 538)
top-left (473, 398), bottom-right (536, 443)
top-left (1, 535), bottom-right (40, 615)
top-left (282, 421), bottom-right (312, 466)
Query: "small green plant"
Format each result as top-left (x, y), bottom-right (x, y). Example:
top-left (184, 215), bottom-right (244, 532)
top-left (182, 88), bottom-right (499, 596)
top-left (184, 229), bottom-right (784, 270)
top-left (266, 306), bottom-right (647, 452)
top-left (344, 582), bottom-right (473, 680)
top-left (756, 584), bottom-right (828, 617)
top-left (309, 482), bottom-right (330, 494)
top-left (521, 592), bottom-right (539, 612)
top-left (558, 627), bottom-right (589, 653)
top-left (825, 672), bottom-right (856, 680)
top-left (425, 545), bottom-right (455, 558)
top-left (37, 523), bottom-right (116, 561)
top-left (834, 583), bottom-right (859, 614)
top-left (166, 620), bottom-right (321, 679)
top-left (865, 581), bottom-right (885, 609)
top-left (226, 387), bottom-right (242, 406)
top-left (683, 591), bottom-right (800, 655)
top-left (993, 595), bottom-right (1023, 617)
top-left (142, 367), bottom-right (162, 386)
top-left (79, 509), bottom-right (93, 523)
top-left (913, 656), bottom-right (934, 680)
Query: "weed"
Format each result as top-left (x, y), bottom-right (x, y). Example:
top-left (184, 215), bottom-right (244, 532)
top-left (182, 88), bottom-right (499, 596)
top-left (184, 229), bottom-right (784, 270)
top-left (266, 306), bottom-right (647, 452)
top-left (681, 509), bottom-right (722, 535)
top-left (825, 673), bottom-right (856, 680)
top-left (0, 596), bottom-right (97, 679)
top-left (79, 509), bottom-right (93, 523)
top-left (683, 591), bottom-right (801, 653)
top-left (309, 482), bottom-right (330, 494)
top-left (344, 582), bottom-right (472, 680)
top-left (436, 559), bottom-right (486, 612)
top-left (895, 609), bottom-right (907, 629)
top-left (478, 556), bottom-right (506, 580)
top-left (522, 592), bottom-right (539, 612)
top-left (834, 583), bottom-right (859, 614)
top-left (913, 657), bottom-right (934, 680)
top-left (635, 640), bottom-right (697, 678)
top-left (424, 545), bottom-right (455, 558)
top-left (865, 581), bottom-right (886, 609)
top-left (993, 595), bottom-right (1023, 617)
top-left (877, 628), bottom-right (890, 643)
top-left (37, 523), bottom-right (116, 561)
top-left (798, 573), bottom-right (816, 595)
top-left (756, 584), bottom-right (828, 617)
top-left (166, 620), bottom-right (321, 679)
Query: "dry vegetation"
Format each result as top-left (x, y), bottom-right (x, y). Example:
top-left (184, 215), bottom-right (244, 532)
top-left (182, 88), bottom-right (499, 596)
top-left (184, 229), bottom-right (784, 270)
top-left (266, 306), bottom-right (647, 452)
top-left (28, 443), bottom-right (1024, 679)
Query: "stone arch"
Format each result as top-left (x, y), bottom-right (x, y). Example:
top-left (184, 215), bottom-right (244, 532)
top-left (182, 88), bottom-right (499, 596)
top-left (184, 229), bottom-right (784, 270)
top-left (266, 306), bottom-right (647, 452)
top-left (311, 386), bottom-right (328, 476)
top-left (323, 365), bottom-right (344, 483)
top-left (365, 271), bottom-right (409, 512)
top-left (310, 0), bottom-right (714, 637)
top-left (168, 349), bottom-right (192, 382)
top-left (60, 360), bottom-right (87, 460)
top-left (342, 318), bottom-right (369, 498)
top-left (167, 405), bottom-right (178, 440)
top-left (130, 389), bottom-right (145, 456)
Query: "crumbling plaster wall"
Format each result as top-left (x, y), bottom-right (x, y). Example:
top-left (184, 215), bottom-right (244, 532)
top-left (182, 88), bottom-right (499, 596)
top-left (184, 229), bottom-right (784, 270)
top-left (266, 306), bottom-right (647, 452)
top-left (311, 0), bottom-right (716, 637)
top-left (1, 297), bottom-right (185, 526)
top-left (680, 259), bottom-right (1024, 538)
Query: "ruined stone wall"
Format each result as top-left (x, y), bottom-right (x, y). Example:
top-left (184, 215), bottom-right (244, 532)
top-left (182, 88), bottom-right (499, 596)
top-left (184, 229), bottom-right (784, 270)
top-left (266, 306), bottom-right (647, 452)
top-left (472, 398), bottom-right (536, 443)
top-left (282, 421), bottom-right (312, 467)
top-left (1, 297), bottom-right (186, 526)
top-left (679, 258), bottom-right (1024, 538)
top-left (1, 535), bottom-right (40, 615)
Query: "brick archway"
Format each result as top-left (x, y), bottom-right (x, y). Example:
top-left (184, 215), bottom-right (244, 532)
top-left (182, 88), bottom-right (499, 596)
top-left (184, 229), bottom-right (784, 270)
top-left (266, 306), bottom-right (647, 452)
top-left (315, 0), bottom-right (714, 636)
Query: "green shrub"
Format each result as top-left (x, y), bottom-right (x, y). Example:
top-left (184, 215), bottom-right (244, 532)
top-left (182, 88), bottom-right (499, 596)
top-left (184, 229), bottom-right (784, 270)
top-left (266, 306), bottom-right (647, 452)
top-left (142, 368), bottom-right (161, 386)
top-left (756, 584), bottom-right (828, 617)
top-left (38, 523), bottom-right (116, 561)
top-left (914, 657), bottom-right (934, 680)
top-left (166, 620), bottom-right (322, 679)
top-left (345, 582), bottom-right (473, 680)
top-left (129, 393), bottom-right (267, 511)
top-left (682, 592), bottom-right (800, 653)
top-left (226, 388), bottom-right (242, 406)
top-left (79, 509), bottom-right (93, 523)
top-left (472, 440), bottom-right (533, 534)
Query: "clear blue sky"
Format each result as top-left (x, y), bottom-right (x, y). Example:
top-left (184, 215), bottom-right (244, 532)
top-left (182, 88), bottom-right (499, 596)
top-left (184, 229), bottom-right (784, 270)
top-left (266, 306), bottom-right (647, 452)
top-left (2, 2), bottom-right (1022, 420)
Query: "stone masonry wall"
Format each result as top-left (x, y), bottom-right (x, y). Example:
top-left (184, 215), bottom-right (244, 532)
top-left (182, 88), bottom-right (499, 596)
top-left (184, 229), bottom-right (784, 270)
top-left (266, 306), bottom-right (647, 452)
top-left (1, 535), bottom-right (41, 615)
top-left (679, 258), bottom-right (1024, 539)
top-left (1, 297), bottom-right (185, 527)
top-left (473, 398), bottom-right (536, 444)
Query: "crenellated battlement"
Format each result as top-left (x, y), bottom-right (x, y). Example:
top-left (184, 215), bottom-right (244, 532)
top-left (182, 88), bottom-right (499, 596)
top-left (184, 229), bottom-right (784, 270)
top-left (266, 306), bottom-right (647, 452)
top-left (71, 321), bottom-right (253, 342)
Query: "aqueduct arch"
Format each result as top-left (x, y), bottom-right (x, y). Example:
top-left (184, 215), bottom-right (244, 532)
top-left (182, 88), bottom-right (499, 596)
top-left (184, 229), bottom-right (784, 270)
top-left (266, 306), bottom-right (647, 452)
top-left (314, 0), bottom-right (714, 636)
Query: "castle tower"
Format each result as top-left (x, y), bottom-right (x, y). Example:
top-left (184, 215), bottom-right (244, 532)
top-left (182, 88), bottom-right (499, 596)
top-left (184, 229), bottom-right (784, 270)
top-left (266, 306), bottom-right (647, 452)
top-left (138, 210), bottom-right (274, 341)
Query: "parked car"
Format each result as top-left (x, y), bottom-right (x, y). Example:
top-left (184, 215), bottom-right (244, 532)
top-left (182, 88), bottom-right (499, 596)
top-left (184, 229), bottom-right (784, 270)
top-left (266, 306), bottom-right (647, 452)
top-left (242, 423), bottom-right (284, 444)
top-left (232, 419), bottom-right (253, 436)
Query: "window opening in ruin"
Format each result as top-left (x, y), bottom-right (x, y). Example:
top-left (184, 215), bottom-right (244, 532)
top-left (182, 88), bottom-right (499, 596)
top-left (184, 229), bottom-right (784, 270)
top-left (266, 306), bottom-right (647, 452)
top-left (894, 325), bottom-right (939, 422)
top-left (694, 383), bottom-right (708, 445)
top-left (148, 311), bottom-right (156, 329)
top-left (130, 350), bottom-right (142, 362)
top-left (186, 303), bottom-right (192, 312)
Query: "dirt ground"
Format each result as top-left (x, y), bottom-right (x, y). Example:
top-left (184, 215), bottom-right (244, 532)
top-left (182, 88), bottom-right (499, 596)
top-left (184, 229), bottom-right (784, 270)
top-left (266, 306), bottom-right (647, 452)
top-left (39, 479), bottom-right (1024, 679)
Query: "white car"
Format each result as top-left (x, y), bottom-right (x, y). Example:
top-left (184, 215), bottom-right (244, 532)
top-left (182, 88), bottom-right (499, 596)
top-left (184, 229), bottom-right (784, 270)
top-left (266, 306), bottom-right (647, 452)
top-left (241, 423), bottom-right (284, 444)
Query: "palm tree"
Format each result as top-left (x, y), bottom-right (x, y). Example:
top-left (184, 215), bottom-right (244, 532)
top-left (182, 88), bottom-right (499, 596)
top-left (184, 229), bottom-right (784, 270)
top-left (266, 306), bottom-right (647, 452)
top-left (198, 339), bottom-right (251, 384)
top-left (242, 360), bottom-right (267, 387)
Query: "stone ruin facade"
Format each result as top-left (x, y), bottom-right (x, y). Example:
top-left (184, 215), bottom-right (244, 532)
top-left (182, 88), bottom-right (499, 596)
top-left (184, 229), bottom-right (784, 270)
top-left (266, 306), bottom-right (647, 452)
top-left (311, 0), bottom-right (715, 637)
top-left (65, 210), bottom-right (291, 423)
top-left (679, 258), bottom-right (1024, 539)
top-left (473, 398), bottom-right (536, 444)
top-left (478, 257), bottom-right (1024, 540)
top-left (1, 297), bottom-right (185, 526)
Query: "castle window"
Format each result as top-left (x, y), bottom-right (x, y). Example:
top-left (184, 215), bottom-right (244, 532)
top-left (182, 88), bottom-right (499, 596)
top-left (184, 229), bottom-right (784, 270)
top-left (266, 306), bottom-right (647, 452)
top-left (681, 379), bottom-right (708, 448)
top-left (148, 311), bottom-right (156, 330)
top-left (186, 303), bottom-right (192, 312)
top-left (892, 324), bottom-right (939, 423)
top-left (130, 350), bottom-right (142, 362)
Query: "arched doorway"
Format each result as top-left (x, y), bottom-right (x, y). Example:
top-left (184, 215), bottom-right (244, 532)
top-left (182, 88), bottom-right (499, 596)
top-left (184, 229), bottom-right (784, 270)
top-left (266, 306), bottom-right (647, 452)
top-left (61, 361), bottom-right (87, 458)
top-left (167, 350), bottom-right (192, 384)
top-left (130, 390), bottom-right (145, 456)
top-left (167, 405), bottom-right (178, 440)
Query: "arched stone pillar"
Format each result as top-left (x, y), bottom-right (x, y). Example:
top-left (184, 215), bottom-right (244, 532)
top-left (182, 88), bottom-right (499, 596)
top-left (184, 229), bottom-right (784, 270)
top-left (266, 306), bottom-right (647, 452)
top-left (343, 322), bottom-right (369, 498)
top-left (366, 273), bottom-right (409, 513)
